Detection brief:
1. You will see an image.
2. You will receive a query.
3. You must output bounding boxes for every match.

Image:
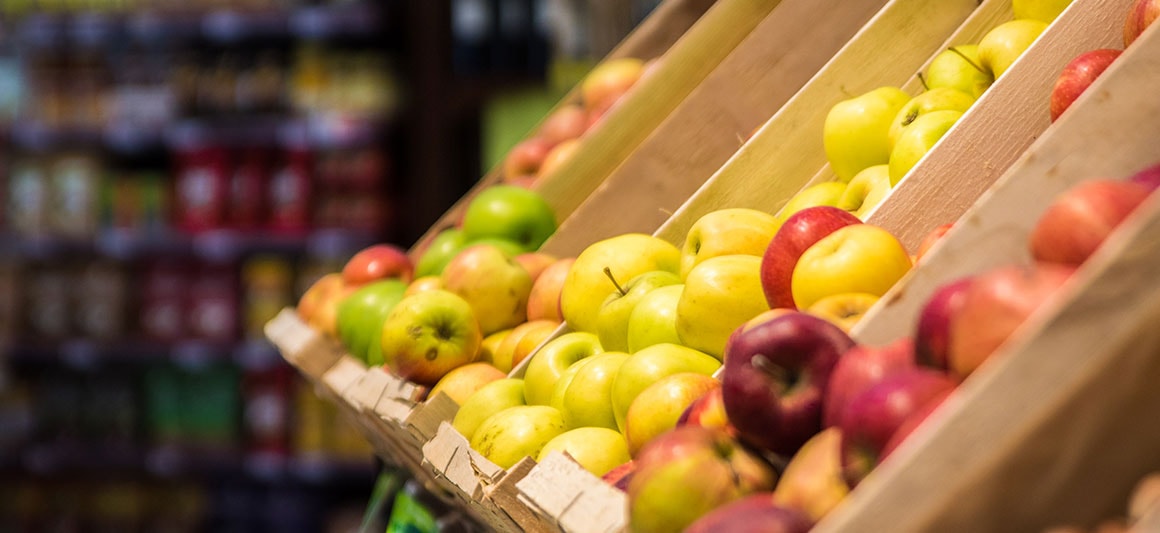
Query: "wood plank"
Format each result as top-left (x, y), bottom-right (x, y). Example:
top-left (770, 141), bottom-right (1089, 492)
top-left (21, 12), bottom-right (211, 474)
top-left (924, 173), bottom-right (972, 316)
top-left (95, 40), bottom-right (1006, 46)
top-left (486, 458), bottom-right (559, 533)
top-left (515, 452), bottom-right (628, 533)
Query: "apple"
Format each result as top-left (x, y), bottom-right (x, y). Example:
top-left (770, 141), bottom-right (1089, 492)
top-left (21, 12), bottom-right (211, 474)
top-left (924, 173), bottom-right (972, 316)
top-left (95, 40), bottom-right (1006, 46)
top-left (538, 139), bottom-right (581, 179)
top-left (676, 255), bottom-right (771, 359)
top-left (627, 284), bottom-right (684, 352)
top-left (772, 428), bottom-right (848, 523)
top-left (440, 243), bottom-right (533, 335)
top-left (628, 426), bottom-right (779, 533)
top-left (836, 165), bottom-right (892, 218)
top-left (523, 331), bottom-right (603, 406)
top-left (470, 405), bottom-right (567, 469)
top-left (948, 263), bottom-right (1075, 378)
top-left (452, 378), bottom-right (526, 441)
top-left (297, 272), bottom-right (346, 333)
top-left (597, 270), bottom-right (682, 352)
top-left (888, 109), bottom-right (963, 184)
top-left (839, 368), bottom-right (956, 487)
top-left (478, 328), bottom-right (511, 368)
top-left (379, 289), bottom-right (482, 386)
top-left (805, 292), bottom-right (880, 333)
top-left (778, 182), bottom-right (848, 221)
top-left (686, 495), bottom-right (813, 533)
top-left (1124, 0), bottom-right (1160, 46)
top-left (722, 312), bottom-right (855, 455)
top-left (1128, 472), bottom-right (1160, 522)
top-left (1129, 161), bottom-right (1160, 191)
top-left (492, 319), bottom-right (559, 373)
top-left (404, 275), bottom-right (443, 297)
top-left (680, 208), bottom-right (781, 279)
top-left (538, 428), bottom-right (632, 477)
top-left (602, 460), bottom-right (636, 491)
top-left (914, 277), bottom-right (974, 371)
top-left (547, 357), bottom-right (595, 414)
top-left (611, 343), bottom-right (722, 432)
top-left (823, 86), bottom-right (911, 182)
top-left (335, 279), bottom-right (409, 365)
top-left (527, 258), bottom-right (573, 322)
top-left (888, 88), bottom-right (975, 147)
top-left (1014, 0), bottom-right (1073, 23)
top-left (428, 362), bottom-right (506, 406)
top-left (791, 224), bottom-right (913, 310)
top-left (461, 185), bottom-right (557, 251)
top-left (924, 45), bottom-right (994, 100)
top-left (342, 244), bottom-right (413, 286)
top-left (559, 351), bottom-right (630, 430)
top-left (1050, 49), bottom-right (1122, 122)
top-left (914, 222), bottom-right (954, 263)
top-left (502, 137), bottom-right (553, 179)
top-left (677, 385), bottom-right (735, 436)
top-left (823, 337), bottom-right (917, 429)
top-left (880, 387), bottom-right (953, 460)
top-left (539, 104), bottom-right (588, 145)
top-left (515, 252), bottom-right (558, 282)
top-left (624, 373), bottom-right (720, 456)
top-left (582, 57), bottom-right (644, 114)
top-left (560, 233), bottom-right (681, 333)
top-left (414, 228), bottom-right (468, 278)
top-left (762, 206), bottom-right (862, 309)
top-left (1030, 179), bottom-right (1151, 266)
top-left (977, 19), bottom-right (1049, 79)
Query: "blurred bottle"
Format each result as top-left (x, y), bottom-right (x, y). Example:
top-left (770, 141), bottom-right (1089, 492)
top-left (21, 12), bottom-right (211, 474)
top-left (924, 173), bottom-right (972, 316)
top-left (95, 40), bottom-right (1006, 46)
top-left (173, 135), bottom-right (229, 234)
top-left (242, 360), bottom-right (291, 462)
top-left (241, 255), bottom-right (293, 339)
top-left (186, 262), bottom-right (238, 343)
top-left (139, 259), bottom-right (189, 343)
top-left (26, 261), bottom-right (72, 341)
top-left (229, 147), bottom-right (271, 231)
top-left (76, 260), bottom-right (127, 341)
top-left (7, 155), bottom-right (49, 237)
top-left (268, 131), bottom-right (313, 235)
top-left (290, 44), bottom-right (329, 114)
top-left (47, 152), bottom-right (101, 238)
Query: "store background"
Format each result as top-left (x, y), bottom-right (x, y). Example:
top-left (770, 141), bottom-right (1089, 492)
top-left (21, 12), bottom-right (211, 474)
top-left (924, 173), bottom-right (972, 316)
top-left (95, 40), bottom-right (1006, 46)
top-left (0, 1), bottom-right (659, 530)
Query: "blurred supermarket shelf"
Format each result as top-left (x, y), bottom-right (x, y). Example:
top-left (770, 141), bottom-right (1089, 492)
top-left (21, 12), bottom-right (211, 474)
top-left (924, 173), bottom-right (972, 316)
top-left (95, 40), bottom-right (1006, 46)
top-left (4, 339), bottom-right (282, 370)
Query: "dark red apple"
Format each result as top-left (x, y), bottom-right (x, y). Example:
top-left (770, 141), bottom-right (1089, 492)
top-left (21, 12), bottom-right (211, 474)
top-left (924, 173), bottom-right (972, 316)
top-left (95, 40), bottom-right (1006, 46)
top-left (1124, 0), bottom-right (1160, 47)
top-left (722, 312), bottom-right (856, 456)
top-left (761, 206), bottom-right (862, 309)
top-left (914, 277), bottom-right (974, 371)
top-left (601, 460), bottom-right (636, 492)
top-left (1029, 179), bottom-right (1151, 266)
top-left (502, 137), bottom-right (554, 179)
top-left (838, 368), bottom-right (957, 487)
top-left (685, 494), bottom-right (813, 533)
top-left (1128, 161), bottom-right (1160, 192)
top-left (914, 222), bottom-right (954, 263)
top-left (823, 337), bottom-right (917, 428)
top-left (342, 244), bottom-right (414, 285)
top-left (880, 388), bottom-right (953, 461)
top-left (1050, 49), bottom-right (1123, 122)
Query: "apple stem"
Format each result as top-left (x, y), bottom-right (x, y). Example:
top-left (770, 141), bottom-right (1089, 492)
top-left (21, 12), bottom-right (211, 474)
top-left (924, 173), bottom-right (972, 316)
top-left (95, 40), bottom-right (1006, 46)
top-left (917, 72), bottom-right (930, 91)
top-left (947, 46), bottom-right (987, 75)
top-left (751, 354), bottom-right (788, 383)
top-left (603, 267), bottom-right (627, 297)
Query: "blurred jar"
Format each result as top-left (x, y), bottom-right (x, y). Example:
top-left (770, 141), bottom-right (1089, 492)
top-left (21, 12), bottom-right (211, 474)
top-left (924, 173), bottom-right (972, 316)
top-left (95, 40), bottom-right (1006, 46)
top-left (242, 255), bottom-right (293, 340)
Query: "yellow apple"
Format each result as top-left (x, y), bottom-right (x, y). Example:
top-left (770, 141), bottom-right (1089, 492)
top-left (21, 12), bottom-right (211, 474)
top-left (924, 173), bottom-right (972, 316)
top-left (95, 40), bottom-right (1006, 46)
top-left (772, 427), bottom-right (849, 522)
top-left (679, 208), bottom-right (781, 279)
top-left (836, 165), bottom-right (892, 219)
top-left (492, 319), bottom-right (559, 373)
top-left (404, 275), bottom-right (444, 297)
top-left (778, 182), bottom-right (848, 221)
top-left (452, 378), bottom-right (526, 441)
top-left (627, 284), bottom-right (685, 352)
top-left (791, 225), bottom-right (913, 310)
top-left (561, 234), bottom-right (681, 333)
top-left (470, 405), bottom-right (567, 469)
top-left (441, 243), bottom-right (533, 335)
top-left (538, 139), bottom-right (581, 178)
top-left (624, 373), bottom-right (720, 456)
top-left (560, 351), bottom-right (631, 430)
top-left (581, 57), bottom-right (645, 114)
top-left (523, 332), bottom-right (603, 406)
top-left (478, 328), bottom-right (512, 368)
top-left (805, 293), bottom-right (881, 333)
top-left (429, 362), bottom-right (507, 406)
top-left (538, 427), bottom-right (632, 477)
top-left (823, 87), bottom-right (911, 182)
top-left (611, 343), bottom-right (721, 432)
top-left (977, 19), bottom-right (1049, 79)
top-left (887, 88), bottom-right (975, 147)
top-left (676, 255), bottom-right (770, 359)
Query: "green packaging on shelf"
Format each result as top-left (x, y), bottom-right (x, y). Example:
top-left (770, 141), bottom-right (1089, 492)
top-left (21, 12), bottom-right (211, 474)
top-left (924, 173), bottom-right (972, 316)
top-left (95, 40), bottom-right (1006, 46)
top-left (385, 480), bottom-right (438, 533)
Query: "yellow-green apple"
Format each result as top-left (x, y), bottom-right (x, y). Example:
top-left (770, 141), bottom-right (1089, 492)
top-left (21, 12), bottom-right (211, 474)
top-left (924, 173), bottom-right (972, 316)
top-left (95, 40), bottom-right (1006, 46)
top-left (428, 362), bottom-right (506, 406)
top-left (441, 243), bottom-right (533, 335)
top-left (879, 387), bottom-right (953, 460)
top-left (761, 206), bottom-right (861, 309)
top-left (722, 312), bottom-right (855, 455)
top-left (549, 356), bottom-right (595, 412)
top-left (823, 337), bottom-right (916, 428)
top-left (947, 263), bottom-right (1074, 379)
top-left (559, 351), bottom-right (630, 430)
top-left (925, 45), bottom-right (994, 99)
top-left (335, 279), bottom-right (408, 365)
top-left (561, 233), bottom-right (681, 332)
top-left (838, 368), bottom-right (956, 487)
top-left (679, 208), bottom-right (782, 279)
top-left (888, 88), bottom-right (976, 147)
top-left (582, 57), bottom-right (644, 114)
top-left (686, 495), bottom-right (813, 533)
top-left (1014, 0), bottom-right (1073, 23)
top-left (1050, 49), bottom-right (1122, 122)
top-left (539, 104), bottom-right (588, 145)
top-left (805, 292), bottom-right (880, 333)
top-left (914, 222), bottom-right (954, 263)
top-left (526, 258), bottom-right (573, 322)
top-left (778, 182), bottom-right (848, 220)
top-left (676, 255), bottom-right (770, 359)
top-left (602, 460), bottom-right (636, 491)
top-left (502, 137), bottom-right (553, 179)
top-left (977, 19), bottom-right (1049, 79)
top-left (823, 86), bottom-right (911, 182)
top-left (452, 378), bottom-right (525, 441)
top-left (1030, 179), bottom-right (1151, 266)
top-left (792, 224), bottom-right (913, 310)
top-left (461, 185), bottom-right (557, 251)
top-left (478, 328), bottom-right (512, 368)
top-left (888, 109), bottom-right (963, 184)
top-left (537, 428), bottom-right (632, 477)
top-left (515, 251), bottom-right (558, 282)
top-left (1125, 0), bottom-right (1160, 46)
top-left (612, 343), bottom-right (721, 432)
top-left (677, 385), bottom-right (736, 437)
top-left (772, 428), bottom-right (848, 522)
top-left (491, 319), bottom-right (558, 372)
top-left (626, 284), bottom-right (684, 352)
top-left (597, 270), bottom-right (682, 352)
top-left (414, 228), bottom-right (467, 278)
top-left (470, 405), bottom-right (567, 469)
top-left (628, 426), bottom-right (779, 533)
top-left (380, 289), bottom-right (482, 386)
top-left (538, 139), bottom-right (581, 179)
top-left (914, 277), bottom-right (974, 371)
top-left (404, 275), bottom-right (443, 297)
top-left (836, 165), bottom-right (892, 218)
top-left (1129, 162), bottom-right (1160, 191)
top-left (342, 244), bottom-right (413, 285)
top-left (625, 373), bottom-right (720, 456)
top-left (523, 332), bottom-right (603, 406)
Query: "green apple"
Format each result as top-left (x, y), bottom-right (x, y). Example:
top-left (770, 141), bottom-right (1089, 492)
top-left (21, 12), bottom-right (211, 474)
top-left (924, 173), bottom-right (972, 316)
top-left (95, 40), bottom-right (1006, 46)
top-left (559, 351), bottom-right (630, 430)
top-left (461, 185), bottom-right (557, 251)
top-left (549, 356), bottom-right (597, 413)
top-left (441, 243), bottom-right (534, 335)
top-left (680, 208), bottom-right (781, 279)
top-left (791, 224), bottom-right (913, 310)
top-left (624, 373), bottom-right (720, 456)
top-left (888, 88), bottom-right (975, 147)
top-left (778, 182), bottom-right (848, 221)
top-left (335, 279), bottom-right (408, 365)
top-left (611, 343), bottom-right (721, 432)
top-left (452, 378), bottom-right (526, 441)
top-left (676, 255), bottom-right (770, 359)
top-left (1013, 0), bottom-right (1072, 23)
top-left (561, 234), bottom-right (681, 333)
top-left (627, 284), bottom-right (684, 352)
top-left (538, 427), bottom-right (632, 477)
top-left (523, 331), bottom-right (604, 406)
top-left (380, 289), bottom-right (483, 387)
top-left (977, 19), bottom-right (1049, 79)
top-left (470, 405), bottom-right (567, 469)
top-left (888, 109), bottom-right (963, 184)
top-left (414, 228), bottom-right (468, 278)
top-left (596, 270), bottom-right (682, 352)
top-left (836, 165), bottom-right (892, 219)
top-left (925, 45), bottom-right (994, 100)
top-left (823, 86), bottom-right (911, 182)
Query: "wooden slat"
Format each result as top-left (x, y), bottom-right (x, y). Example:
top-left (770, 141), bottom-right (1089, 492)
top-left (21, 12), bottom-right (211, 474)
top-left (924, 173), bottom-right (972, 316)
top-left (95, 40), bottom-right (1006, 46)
top-left (516, 452), bottom-right (629, 533)
top-left (486, 458), bottom-right (559, 533)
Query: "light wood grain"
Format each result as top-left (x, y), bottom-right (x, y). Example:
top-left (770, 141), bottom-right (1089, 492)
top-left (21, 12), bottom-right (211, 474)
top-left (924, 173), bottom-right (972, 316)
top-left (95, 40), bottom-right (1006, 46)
top-left (486, 458), bottom-right (558, 533)
top-left (516, 452), bottom-right (628, 533)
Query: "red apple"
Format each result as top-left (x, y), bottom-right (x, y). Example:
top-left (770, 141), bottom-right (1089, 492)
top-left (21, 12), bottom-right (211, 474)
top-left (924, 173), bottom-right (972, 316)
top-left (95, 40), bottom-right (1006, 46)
top-left (526, 258), bottom-right (573, 323)
top-left (342, 244), bottom-right (414, 285)
top-left (677, 386), bottom-right (738, 437)
top-left (685, 494), bottom-right (813, 533)
top-left (1124, 0), bottom-right (1160, 47)
top-left (823, 337), bottom-right (917, 428)
top-left (880, 387), bottom-right (953, 461)
top-left (722, 311), bottom-right (856, 456)
top-left (1128, 161), bottom-right (1160, 191)
top-left (761, 206), bottom-right (862, 309)
top-left (539, 104), bottom-right (588, 145)
top-left (914, 222), bottom-right (953, 263)
top-left (502, 137), bottom-right (554, 179)
top-left (601, 460), bottom-right (636, 491)
top-left (914, 277), bottom-right (974, 371)
top-left (1050, 49), bottom-right (1122, 122)
top-left (1029, 179), bottom-right (1151, 266)
top-left (838, 368), bottom-right (956, 487)
top-left (514, 252), bottom-right (558, 283)
top-left (948, 263), bottom-right (1075, 379)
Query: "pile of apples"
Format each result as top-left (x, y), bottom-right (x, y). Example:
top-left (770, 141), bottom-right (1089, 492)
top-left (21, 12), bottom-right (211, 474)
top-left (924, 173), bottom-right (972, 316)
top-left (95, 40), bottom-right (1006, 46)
top-left (1044, 471), bottom-right (1160, 533)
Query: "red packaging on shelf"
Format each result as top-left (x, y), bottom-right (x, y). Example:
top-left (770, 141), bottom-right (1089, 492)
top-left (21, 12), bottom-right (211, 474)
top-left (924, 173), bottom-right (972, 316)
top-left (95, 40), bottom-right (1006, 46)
top-left (229, 147), bottom-right (271, 231)
top-left (139, 259), bottom-right (189, 343)
top-left (173, 141), bottom-right (230, 234)
top-left (186, 262), bottom-right (238, 343)
top-left (267, 133), bottom-right (312, 235)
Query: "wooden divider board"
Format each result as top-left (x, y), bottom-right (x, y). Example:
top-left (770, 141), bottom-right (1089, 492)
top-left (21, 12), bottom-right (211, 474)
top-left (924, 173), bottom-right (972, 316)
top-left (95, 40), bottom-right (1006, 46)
top-left (264, 308), bottom-right (344, 382)
top-left (515, 453), bottom-right (628, 533)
